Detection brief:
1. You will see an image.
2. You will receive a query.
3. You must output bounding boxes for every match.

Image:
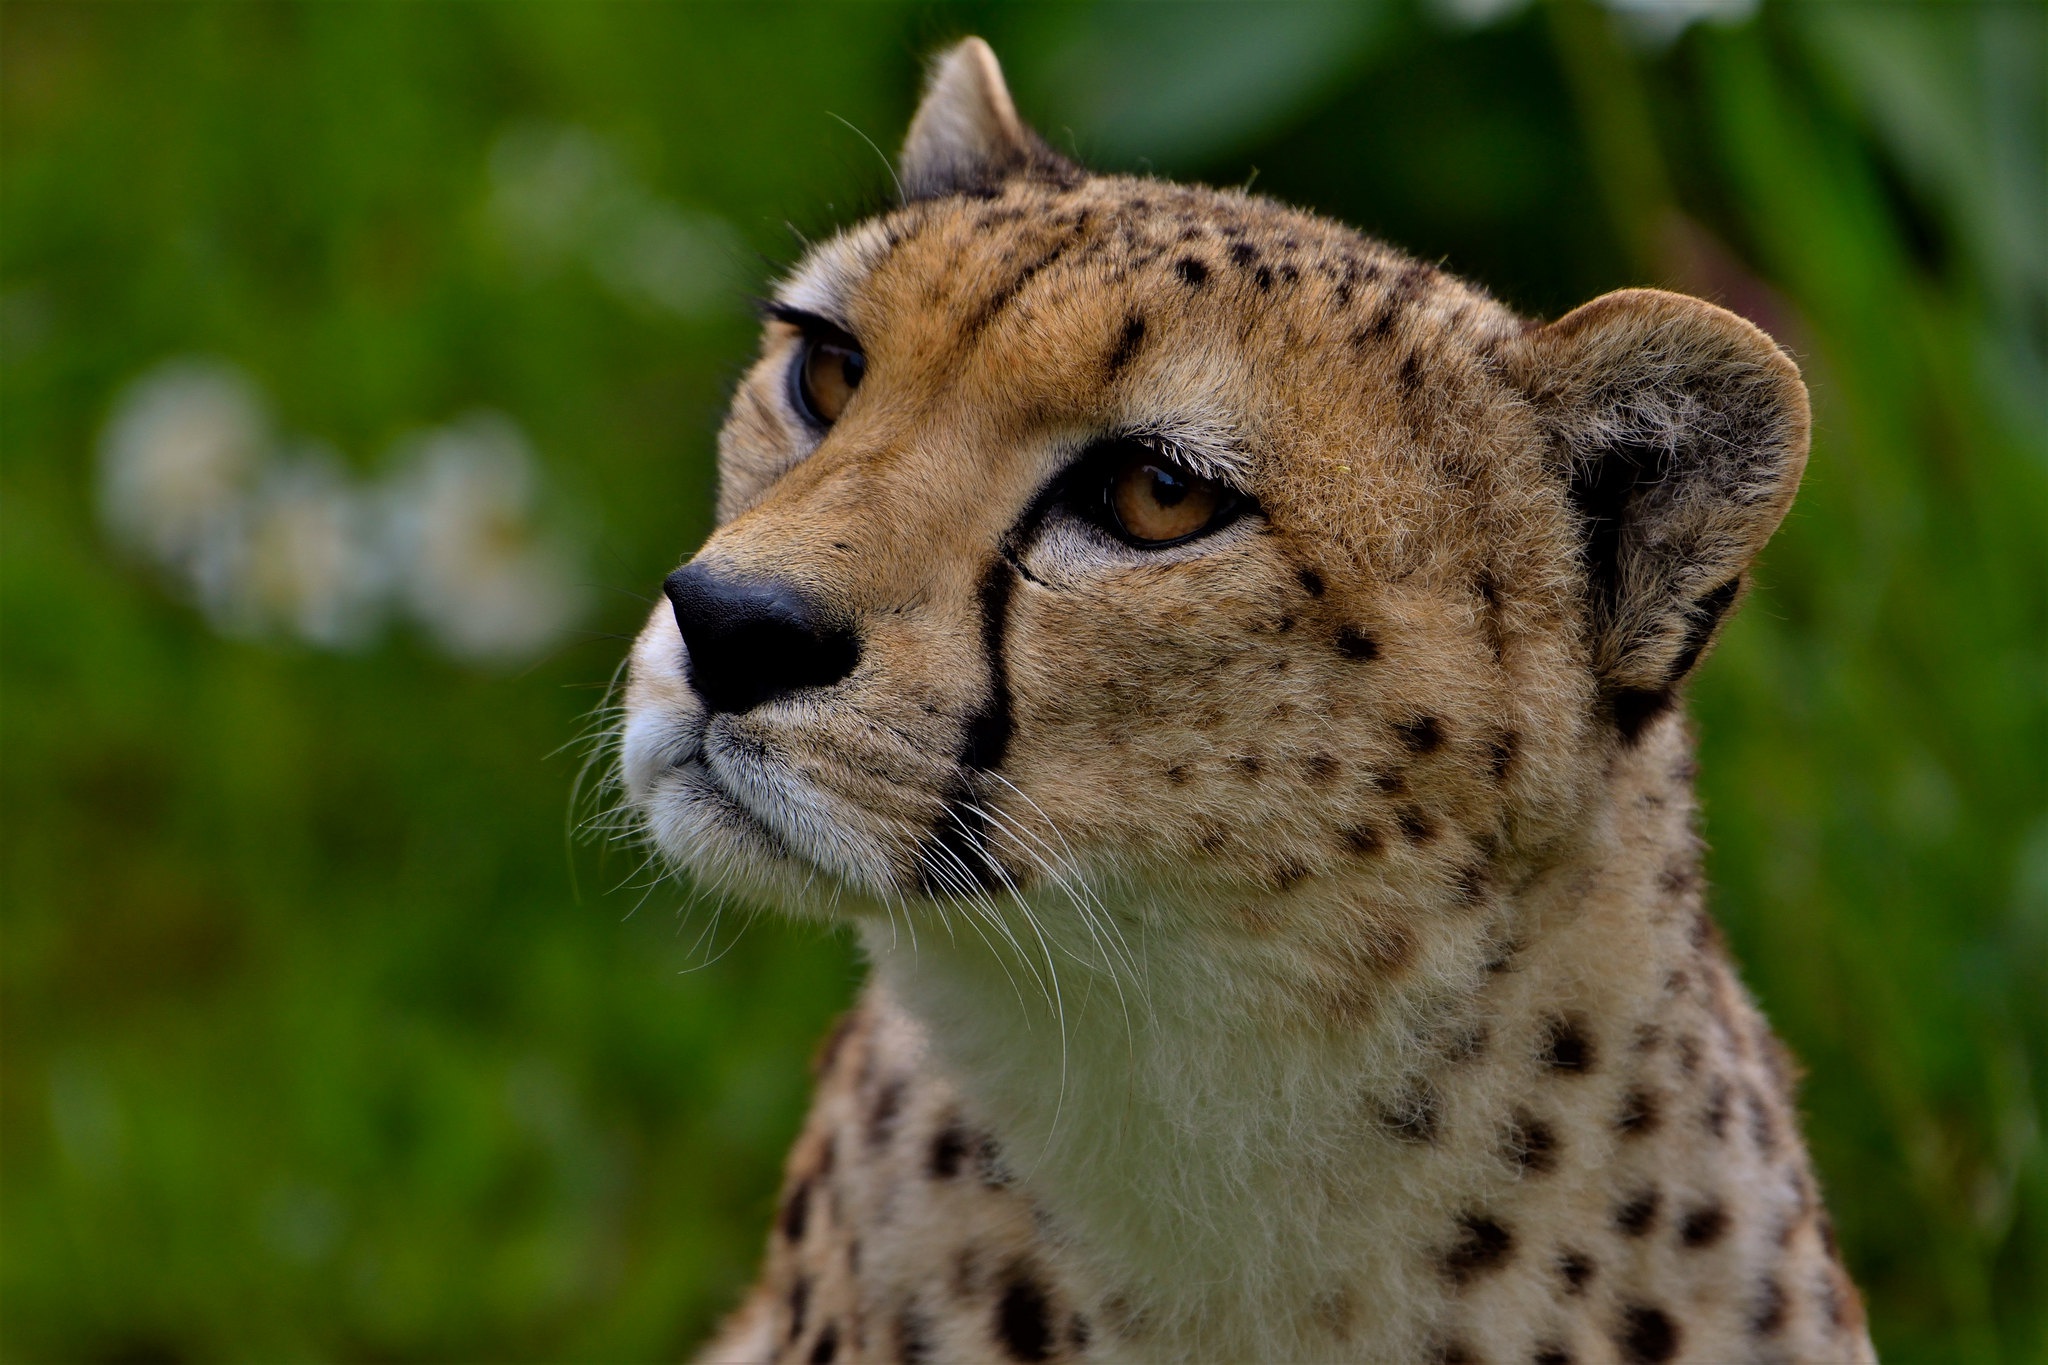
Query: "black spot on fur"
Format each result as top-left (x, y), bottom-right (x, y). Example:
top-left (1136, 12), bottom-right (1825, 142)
top-left (996, 1270), bottom-right (1054, 1362)
top-left (1296, 567), bottom-right (1326, 597)
top-left (1616, 1305), bottom-right (1680, 1364)
top-left (1616, 1086), bottom-right (1662, 1137)
top-left (1452, 862), bottom-right (1488, 907)
top-left (1362, 299), bottom-right (1400, 342)
top-left (867, 1078), bottom-right (905, 1148)
top-left (1165, 764), bottom-right (1190, 785)
top-left (1342, 824), bottom-right (1384, 857)
top-left (780, 1177), bottom-right (811, 1242)
top-left (1253, 264), bottom-right (1274, 291)
top-left (1441, 1213), bottom-right (1515, 1285)
top-left (1174, 256), bottom-right (1209, 286)
top-left (897, 1306), bottom-right (935, 1363)
top-left (1104, 313), bottom-right (1147, 379)
top-left (1559, 1249), bottom-right (1595, 1294)
top-left (1336, 626), bottom-right (1379, 660)
top-left (1232, 753), bottom-right (1263, 779)
top-left (1680, 1201), bottom-right (1730, 1248)
top-left (1398, 351), bottom-right (1423, 397)
top-left (1476, 571), bottom-right (1506, 659)
top-left (975, 1130), bottom-right (1013, 1188)
top-left (1747, 1084), bottom-right (1781, 1153)
top-left (929, 1118), bottom-right (969, 1178)
top-left (1229, 240), bottom-right (1259, 269)
top-left (1534, 1345), bottom-right (1574, 1365)
top-left (1396, 716), bottom-right (1444, 754)
top-left (1751, 1277), bottom-right (1788, 1335)
top-left (788, 1276), bottom-right (810, 1342)
top-left (1614, 1190), bottom-right (1662, 1237)
top-left (1703, 1077), bottom-right (1732, 1138)
top-left (1504, 1108), bottom-right (1559, 1174)
top-left (1489, 734), bottom-right (1517, 781)
top-left (1397, 807), bottom-right (1436, 844)
top-left (1067, 1314), bottom-right (1091, 1351)
top-left (1541, 1016), bottom-right (1595, 1073)
top-left (810, 1323), bottom-right (840, 1364)
top-left (1677, 1033), bottom-right (1703, 1075)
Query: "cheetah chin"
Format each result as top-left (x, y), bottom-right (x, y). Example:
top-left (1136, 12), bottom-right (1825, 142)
top-left (620, 37), bottom-right (1874, 1365)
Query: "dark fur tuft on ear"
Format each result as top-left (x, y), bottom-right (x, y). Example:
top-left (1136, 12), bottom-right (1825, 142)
top-left (1507, 289), bottom-right (1810, 741)
top-left (899, 38), bottom-right (1081, 203)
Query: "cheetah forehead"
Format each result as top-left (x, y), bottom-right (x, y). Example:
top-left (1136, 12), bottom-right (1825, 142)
top-left (776, 176), bottom-right (1515, 383)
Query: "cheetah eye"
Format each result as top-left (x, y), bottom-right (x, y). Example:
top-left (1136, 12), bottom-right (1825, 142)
top-left (1087, 439), bottom-right (1242, 548)
top-left (768, 306), bottom-right (866, 428)
top-left (793, 332), bottom-right (866, 426)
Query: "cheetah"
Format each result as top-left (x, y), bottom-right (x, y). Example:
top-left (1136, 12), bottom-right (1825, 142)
top-left (620, 37), bottom-right (1875, 1365)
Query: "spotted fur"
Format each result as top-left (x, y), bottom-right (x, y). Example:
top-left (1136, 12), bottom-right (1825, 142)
top-left (622, 38), bottom-right (1871, 1364)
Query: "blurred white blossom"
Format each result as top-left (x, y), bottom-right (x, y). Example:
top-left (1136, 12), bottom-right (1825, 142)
top-left (98, 359), bottom-right (585, 666)
top-left (487, 122), bottom-right (741, 319)
top-left (383, 413), bottom-right (585, 665)
top-left (98, 358), bottom-right (268, 577)
top-left (210, 448), bottom-right (388, 649)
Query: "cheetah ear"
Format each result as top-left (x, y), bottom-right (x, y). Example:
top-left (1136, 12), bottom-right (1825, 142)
top-left (899, 38), bottom-right (1078, 202)
top-left (1507, 288), bottom-right (1810, 742)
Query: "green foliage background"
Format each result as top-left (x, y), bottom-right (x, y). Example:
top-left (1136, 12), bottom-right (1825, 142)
top-left (3, 2), bottom-right (2042, 1360)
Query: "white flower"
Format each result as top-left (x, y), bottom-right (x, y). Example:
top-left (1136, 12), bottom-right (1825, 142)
top-left (382, 412), bottom-right (585, 665)
top-left (207, 447), bottom-right (388, 649)
top-left (97, 358), bottom-right (267, 576)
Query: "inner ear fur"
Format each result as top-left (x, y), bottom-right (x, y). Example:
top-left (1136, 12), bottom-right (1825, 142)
top-left (1506, 288), bottom-right (1810, 741)
top-left (898, 37), bottom-right (1080, 202)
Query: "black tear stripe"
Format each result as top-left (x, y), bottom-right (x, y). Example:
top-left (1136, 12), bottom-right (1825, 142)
top-left (922, 554), bottom-right (1018, 896)
top-left (919, 455), bottom-right (1092, 898)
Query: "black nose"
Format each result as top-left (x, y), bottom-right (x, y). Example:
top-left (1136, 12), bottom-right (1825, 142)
top-left (663, 563), bottom-right (860, 715)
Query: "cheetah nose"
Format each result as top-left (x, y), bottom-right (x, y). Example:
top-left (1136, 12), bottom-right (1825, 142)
top-left (663, 563), bottom-right (860, 716)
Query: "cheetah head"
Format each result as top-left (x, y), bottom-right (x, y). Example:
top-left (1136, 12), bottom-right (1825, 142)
top-left (620, 40), bottom-right (1807, 982)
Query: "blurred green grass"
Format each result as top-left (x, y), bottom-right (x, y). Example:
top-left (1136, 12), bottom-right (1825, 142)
top-left (1, 3), bottom-right (2041, 1361)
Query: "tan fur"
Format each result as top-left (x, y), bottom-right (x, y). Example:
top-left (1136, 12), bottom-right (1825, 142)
top-left (624, 38), bottom-right (1872, 1365)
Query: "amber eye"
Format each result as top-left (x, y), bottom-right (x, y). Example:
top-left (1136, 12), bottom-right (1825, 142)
top-left (1102, 446), bottom-right (1233, 546)
top-left (794, 334), bottom-right (866, 426)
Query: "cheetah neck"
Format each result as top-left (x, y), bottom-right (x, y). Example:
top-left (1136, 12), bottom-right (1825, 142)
top-left (859, 720), bottom-right (1810, 1356)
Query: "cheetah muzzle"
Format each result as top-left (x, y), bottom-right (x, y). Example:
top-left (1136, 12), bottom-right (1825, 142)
top-left (621, 37), bottom-right (1875, 1365)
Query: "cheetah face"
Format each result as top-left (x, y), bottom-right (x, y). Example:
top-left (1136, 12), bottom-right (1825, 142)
top-left (621, 42), bottom-right (1806, 938)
